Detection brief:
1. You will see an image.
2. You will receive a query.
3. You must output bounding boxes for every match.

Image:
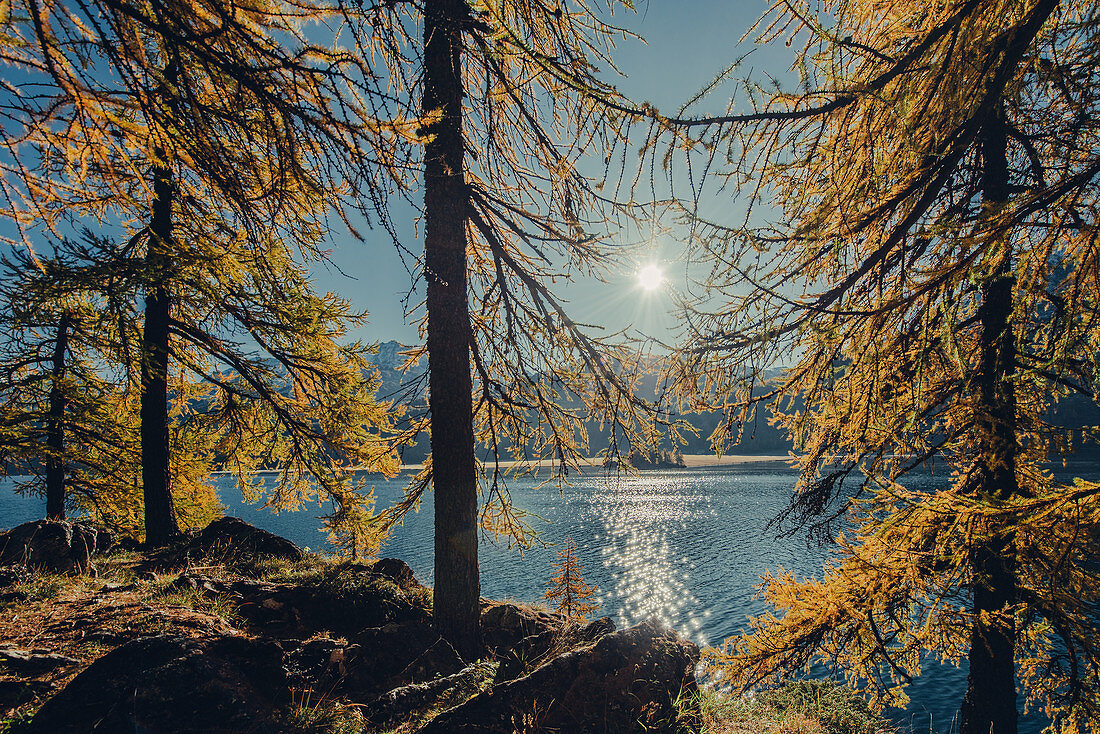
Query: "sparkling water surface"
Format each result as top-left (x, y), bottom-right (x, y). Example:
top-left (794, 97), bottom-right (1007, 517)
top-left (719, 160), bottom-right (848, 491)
top-left (6, 460), bottom-right (1098, 733)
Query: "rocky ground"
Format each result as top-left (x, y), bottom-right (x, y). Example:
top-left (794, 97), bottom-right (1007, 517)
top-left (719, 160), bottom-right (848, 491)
top-left (0, 518), bottom-right (890, 734)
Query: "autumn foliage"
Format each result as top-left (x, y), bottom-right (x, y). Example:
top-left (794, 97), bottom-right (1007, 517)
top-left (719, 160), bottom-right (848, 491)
top-left (0, 0), bottom-right (401, 546)
top-left (642, 0), bottom-right (1100, 732)
top-left (544, 538), bottom-right (599, 622)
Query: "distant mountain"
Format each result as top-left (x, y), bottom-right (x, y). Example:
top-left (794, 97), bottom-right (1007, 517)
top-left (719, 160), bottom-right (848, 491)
top-left (365, 341), bottom-right (1100, 462)
top-left (366, 341), bottom-right (427, 406)
top-left (366, 340), bottom-right (414, 373)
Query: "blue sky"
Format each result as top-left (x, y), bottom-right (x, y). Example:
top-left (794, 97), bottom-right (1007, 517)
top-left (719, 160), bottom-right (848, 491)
top-left (315, 0), bottom-right (786, 345)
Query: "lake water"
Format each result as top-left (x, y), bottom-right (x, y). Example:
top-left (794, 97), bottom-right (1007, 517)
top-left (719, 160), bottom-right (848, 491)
top-left (5, 461), bottom-right (1096, 733)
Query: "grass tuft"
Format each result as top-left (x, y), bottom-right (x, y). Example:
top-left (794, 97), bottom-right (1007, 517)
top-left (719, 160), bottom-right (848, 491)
top-left (0, 573), bottom-right (69, 610)
top-left (692, 681), bottom-right (894, 734)
top-left (758, 680), bottom-right (892, 734)
top-left (94, 550), bottom-right (142, 583)
top-left (281, 691), bottom-right (365, 734)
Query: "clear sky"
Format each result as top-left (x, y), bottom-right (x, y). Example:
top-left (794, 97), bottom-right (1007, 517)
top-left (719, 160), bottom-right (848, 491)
top-left (314, 0), bottom-right (785, 346)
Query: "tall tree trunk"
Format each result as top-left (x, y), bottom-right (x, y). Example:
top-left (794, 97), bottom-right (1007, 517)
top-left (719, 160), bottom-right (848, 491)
top-left (141, 148), bottom-right (180, 547)
top-left (959, 104), bottom-right (1018, 734)
top-left (45, 310), bottom-right (72, 521)
top-left (423, 0), bottom-right (481, 659)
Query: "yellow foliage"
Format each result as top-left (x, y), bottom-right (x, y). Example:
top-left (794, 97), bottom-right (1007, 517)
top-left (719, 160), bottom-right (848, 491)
top-left (654, 0), bottom-right (1100, 729)
top-left (544, 537), bottom-right (599, 621)
top-left (0, 0), bottom-right (403, 545)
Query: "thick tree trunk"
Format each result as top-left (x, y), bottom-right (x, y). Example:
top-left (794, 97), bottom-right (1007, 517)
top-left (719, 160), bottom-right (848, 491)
top-left (45, 310), bottom-right (72, 521)
top-left (959, 104), bottom-right (1018, 734)
top-left (423, 0), bottom-right (481, 659)
top-left (141, 152), bottom-right (180, 547)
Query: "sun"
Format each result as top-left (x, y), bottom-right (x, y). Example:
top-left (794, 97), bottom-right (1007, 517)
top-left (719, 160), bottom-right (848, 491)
top-left (638, 263), bottom-right (664, 291)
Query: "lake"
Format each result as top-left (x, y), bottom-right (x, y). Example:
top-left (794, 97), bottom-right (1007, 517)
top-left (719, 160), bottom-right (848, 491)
top-left (6, 460), bottom-right (1097, 733)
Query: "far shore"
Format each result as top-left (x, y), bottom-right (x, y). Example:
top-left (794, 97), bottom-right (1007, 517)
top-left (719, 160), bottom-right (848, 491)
top-left (204, 454), bottom-right (793, 476)
top-left (396, 453), bottom-right (791, 472)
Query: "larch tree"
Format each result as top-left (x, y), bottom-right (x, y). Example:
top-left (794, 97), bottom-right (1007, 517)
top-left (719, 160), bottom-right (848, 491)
top-left (0, 245), bottom-right (221, 535)
top-left (1, 0), bottom-right (401, 545)
top-left (0, 253), bottom-right (134, 521)
top-left (637, 0), bottom-right (1100, 732)
top-left (544, 537), bottom-right (599, 621)
top-left (345, 0), bottom-right (671, 657)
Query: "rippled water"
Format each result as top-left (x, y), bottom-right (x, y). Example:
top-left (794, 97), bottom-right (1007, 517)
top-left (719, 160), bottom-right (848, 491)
top-left (5, 460), bottom-right (1097, 733)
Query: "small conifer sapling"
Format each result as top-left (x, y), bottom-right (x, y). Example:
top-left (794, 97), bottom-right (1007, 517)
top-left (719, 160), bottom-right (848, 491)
top-left (544, 538), bottom-right (599, 622)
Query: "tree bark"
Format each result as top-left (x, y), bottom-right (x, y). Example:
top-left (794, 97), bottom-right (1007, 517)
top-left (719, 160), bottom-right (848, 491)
top-left (423, 0), bottom-right (481, 659)
top-left (959, 103), bottom-right (1018, 734)
top-left (141, 148), bottom-right (180, 547)
top-left (45, 310), bottom-right (72, 521)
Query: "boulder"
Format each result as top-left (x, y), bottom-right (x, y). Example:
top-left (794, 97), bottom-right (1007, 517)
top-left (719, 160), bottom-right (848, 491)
top-left (16, 635), bottom-right (290, 734)
top-left (114, 534), bottom-right (144, 552)
top-left (0, 521), bottom-right (98, 574)
top-left (493, 615), bottom-right (616, 683)
top-left (186, 517), bottom-right (303, 563)
top-left (284, 636), bottom-right (358, 691)
top-left (395, 634), bottom-right (466, 685)
top-left (342, 620), bottom-right (464, 701)
top-left (417, 618), bottom-right (700, 734)
top-left (92, 527), bottom-right (115, 554)
top-left (365, 662), bottom-right (496, 729)
top-left (170, 566), bottom-right (430, 640)
top-left (480, 602), bottom-right (564, 654)
top-left (369, 557), bottom-right (420, 588)
top-left (281, 620), bottom-right (464, 704)
top-left (168, 573), bottom-right (236, 596)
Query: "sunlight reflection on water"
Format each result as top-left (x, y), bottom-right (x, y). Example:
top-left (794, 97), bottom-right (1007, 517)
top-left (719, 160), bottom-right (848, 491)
top-left (590, 477), bottom-right (711, 644)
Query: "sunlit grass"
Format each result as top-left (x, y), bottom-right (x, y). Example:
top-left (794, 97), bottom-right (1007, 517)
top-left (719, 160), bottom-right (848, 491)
top-left (281, 691), bottom-right (365, 734)
top-left (692, 682), bottom-right (894, 734)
